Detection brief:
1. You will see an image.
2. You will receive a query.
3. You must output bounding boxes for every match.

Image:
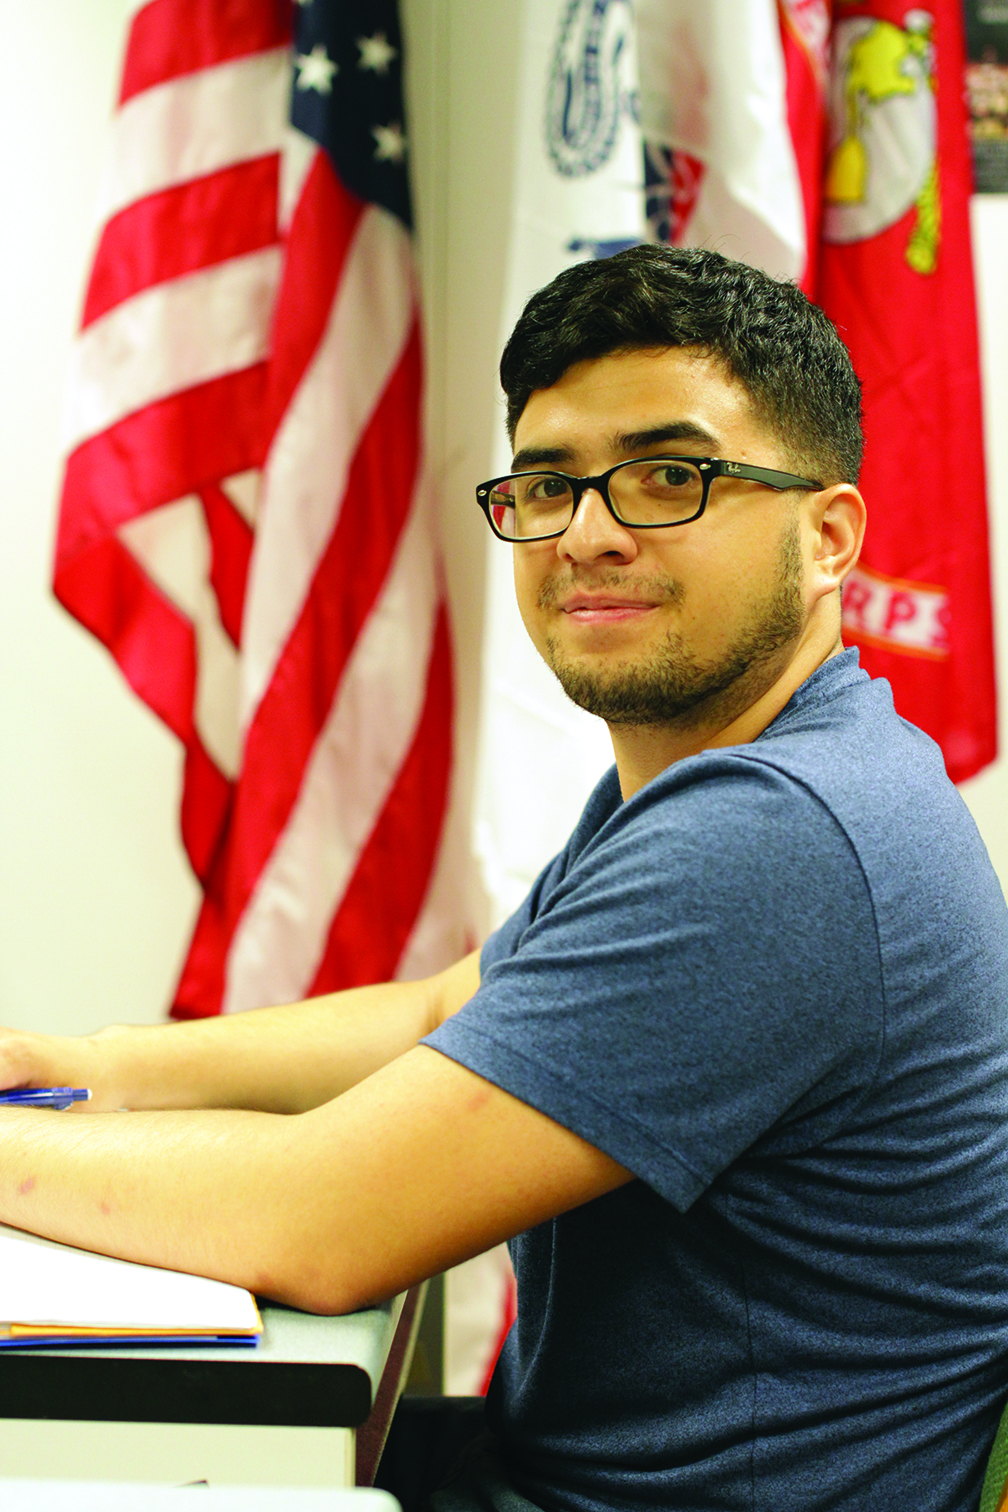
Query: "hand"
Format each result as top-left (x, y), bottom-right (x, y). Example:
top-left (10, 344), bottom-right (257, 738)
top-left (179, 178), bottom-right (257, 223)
top-left (0, 1026), bottom-right (121, 1112)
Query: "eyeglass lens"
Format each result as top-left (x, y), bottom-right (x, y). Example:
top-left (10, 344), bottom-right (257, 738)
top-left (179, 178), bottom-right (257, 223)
top-left (488, 459), bottom-right (705, 539)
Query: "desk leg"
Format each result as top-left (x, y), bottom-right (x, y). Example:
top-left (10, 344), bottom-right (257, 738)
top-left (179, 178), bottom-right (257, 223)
top-left (0, 1421), bottom-right (355, 1487)
top-left (357, 1281), bottom-right (428, 1486)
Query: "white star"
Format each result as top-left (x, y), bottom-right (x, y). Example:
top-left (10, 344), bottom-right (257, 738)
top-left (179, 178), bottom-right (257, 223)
top-left (372, 121), bottom-right (407, 163)
top-left (357, 32), bottom-right (397, 74)
top-left (295, 43), bottom-right (337, 94)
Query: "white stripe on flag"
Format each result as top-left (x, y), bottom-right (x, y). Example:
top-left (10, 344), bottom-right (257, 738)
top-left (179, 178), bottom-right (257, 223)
top-left (118, 498), bottom-right (242, 778)
top-left (279, 130), bottom-right (320, 234)
top-left (63, 247), bottom-right (283, 450)
top-left (97, 49), bottom-right (291, 222)
top-left (239, 205), bottom-right (416, 731)
top-left (394, 782), bottom-right (464, 983)
top-left (223, 477), bottom-right (441, 1013)
top-left (220, 469), bottom-right (261, 528)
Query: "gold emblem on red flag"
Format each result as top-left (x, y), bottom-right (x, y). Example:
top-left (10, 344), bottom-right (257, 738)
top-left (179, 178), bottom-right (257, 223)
top-left (823, 10), bottom-right (940, 272)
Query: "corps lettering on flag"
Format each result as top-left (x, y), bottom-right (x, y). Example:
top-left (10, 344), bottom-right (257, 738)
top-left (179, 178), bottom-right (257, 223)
top-left (53, 0), bottom-right (460, 1017)
top-left (819, 0), bottom-right (996, 780)
top-left (842, 565), bottom-right (951, 659)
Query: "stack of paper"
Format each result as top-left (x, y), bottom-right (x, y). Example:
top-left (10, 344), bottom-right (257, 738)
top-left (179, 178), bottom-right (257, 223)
top-left (0, 1223), bottom-right (261, 1346)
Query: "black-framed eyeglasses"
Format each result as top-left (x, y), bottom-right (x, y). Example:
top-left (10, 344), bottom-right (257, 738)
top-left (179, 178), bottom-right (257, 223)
top-left (475, 456), bottom-right (822, 542)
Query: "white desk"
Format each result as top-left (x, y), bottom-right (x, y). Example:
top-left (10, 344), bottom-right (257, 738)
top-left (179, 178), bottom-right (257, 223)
top-left (0, 1288), bottom-right (424, 1488)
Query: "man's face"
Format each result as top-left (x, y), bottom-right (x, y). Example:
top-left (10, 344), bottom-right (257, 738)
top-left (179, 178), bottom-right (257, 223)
top-left (510, 346), bottom-right (812, 732)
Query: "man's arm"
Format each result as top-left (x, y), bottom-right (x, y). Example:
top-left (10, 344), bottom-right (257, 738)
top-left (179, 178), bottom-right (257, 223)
top-left (0, 950), bottom-right (482, 1114)
top-left (0, 1042), bottom-right (632, 1313)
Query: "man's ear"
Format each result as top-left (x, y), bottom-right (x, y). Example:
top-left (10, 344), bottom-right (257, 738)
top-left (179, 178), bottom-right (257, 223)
top-left (806, 483), bottom-right (866, 604)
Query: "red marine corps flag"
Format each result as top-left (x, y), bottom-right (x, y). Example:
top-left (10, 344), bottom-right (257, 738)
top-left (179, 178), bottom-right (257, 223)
top-left (819, 0), bottom-right (997, 781)
top-left (637, 1), bottom-right (996, 782)
top-left (53, 0), bottom-right (460, 1015)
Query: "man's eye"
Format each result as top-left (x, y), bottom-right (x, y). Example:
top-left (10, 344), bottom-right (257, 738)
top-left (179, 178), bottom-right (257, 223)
top-left (524, 476), bottom-right (569, 502)
top-left (647, 464), bottom-right (694, 489)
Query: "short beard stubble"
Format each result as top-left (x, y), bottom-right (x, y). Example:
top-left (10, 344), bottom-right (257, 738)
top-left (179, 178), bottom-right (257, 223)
top-left (541, 515), bottom-right (806, 730)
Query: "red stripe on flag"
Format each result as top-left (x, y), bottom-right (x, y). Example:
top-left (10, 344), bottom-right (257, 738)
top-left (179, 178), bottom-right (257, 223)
top-left (226, 322), bottom-right (423, 917)
top-left (201, 483), bottom-right (255, 647)
top-left (55, 366), bottom-right (268, 561)
top-left (778, 3), bottom-right (827, 295)
top-left (309, 604), bottom-right (454, 992)
top-left (258, 153), bottom-right (365, 443)
top-left (120, 0), bottom-right (292, 104)
top-left (478, 1266), bottom-right (517, 1398)
top-left (171, 893), bottom-right (231, 1018)
top-left (82, 158), bottom-right (281, 327)
top-left (182, 736), bottom-right (235, 885)
top-left (54, 535), bottom-right (195, 743)
top-left (54, 534), bottom-right (234, 890)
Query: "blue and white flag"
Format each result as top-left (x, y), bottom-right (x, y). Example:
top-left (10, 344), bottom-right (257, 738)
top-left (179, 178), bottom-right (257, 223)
top-left (474, 0), bottom-right (643, 930)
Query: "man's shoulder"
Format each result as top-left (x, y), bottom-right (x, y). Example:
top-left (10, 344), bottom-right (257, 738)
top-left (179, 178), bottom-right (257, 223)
top-left (593, 651), bottom-right (1007, 963)
top-left (743, 653), bottom-right (992, 894)
top-left (639, 649), bottom-right (968, 867)
top-left (751, 648), bottom-right (946, 795)
top-left (605, 653), bottom-right (901, 853)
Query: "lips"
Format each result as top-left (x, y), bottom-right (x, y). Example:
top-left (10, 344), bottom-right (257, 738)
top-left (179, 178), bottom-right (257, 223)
top-left (537, 572), bottom-right (684, 615)
top-left (557, 594), bottom-right (662, 627)
top-left (559, 594), bottom-right (659, 614)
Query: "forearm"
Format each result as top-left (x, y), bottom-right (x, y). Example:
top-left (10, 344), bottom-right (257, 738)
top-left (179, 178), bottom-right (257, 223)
top-left (2, 951), bottom-right (481, 1116)
top-left (0, 1101), bottom-right (318, 1305)
top-left (92, 979), bottom-right (442, 1113)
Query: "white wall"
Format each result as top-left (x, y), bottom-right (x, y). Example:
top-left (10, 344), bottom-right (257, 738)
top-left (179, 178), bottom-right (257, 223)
top-left (959, 197), bottom-right (1008, 887)
top-left (1, 2), bottom-right (1006, 1038)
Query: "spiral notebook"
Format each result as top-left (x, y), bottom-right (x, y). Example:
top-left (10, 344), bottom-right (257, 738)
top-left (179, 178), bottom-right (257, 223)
top-left (0, 1222), bottom-right (262, 1346)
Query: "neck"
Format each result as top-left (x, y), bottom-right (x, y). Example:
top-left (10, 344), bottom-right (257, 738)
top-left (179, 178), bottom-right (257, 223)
top-left (610, 628), bottom-right (845, 800)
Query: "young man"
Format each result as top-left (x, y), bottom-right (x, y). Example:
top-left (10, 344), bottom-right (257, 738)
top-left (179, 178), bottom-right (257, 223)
top-left (2, 247), bottom-right (1007, 1511)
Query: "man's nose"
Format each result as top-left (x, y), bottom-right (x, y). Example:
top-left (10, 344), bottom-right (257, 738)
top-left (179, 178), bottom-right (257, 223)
top-left (557, 486), bottom-right (638, 563)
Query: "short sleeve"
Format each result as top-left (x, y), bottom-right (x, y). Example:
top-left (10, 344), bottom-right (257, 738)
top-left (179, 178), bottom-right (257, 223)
top-left (426, 754), bottom-right (884, 1209)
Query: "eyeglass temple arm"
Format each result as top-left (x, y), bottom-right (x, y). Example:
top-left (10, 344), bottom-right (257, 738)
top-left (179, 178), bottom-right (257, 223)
top-left (718, 461), bottom-right (823, 491)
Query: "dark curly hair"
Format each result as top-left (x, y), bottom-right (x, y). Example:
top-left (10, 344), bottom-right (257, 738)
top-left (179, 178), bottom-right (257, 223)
top-left (499, 245), bottom-right (864, 485)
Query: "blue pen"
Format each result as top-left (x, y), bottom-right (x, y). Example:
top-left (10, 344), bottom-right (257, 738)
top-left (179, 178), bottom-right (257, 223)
top-left (0, 1087), bottom-right (91, 1111)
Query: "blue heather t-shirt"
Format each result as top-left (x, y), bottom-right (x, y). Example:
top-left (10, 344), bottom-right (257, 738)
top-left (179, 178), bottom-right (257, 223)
top-left (426, 651), bottom-right (1008, 1512)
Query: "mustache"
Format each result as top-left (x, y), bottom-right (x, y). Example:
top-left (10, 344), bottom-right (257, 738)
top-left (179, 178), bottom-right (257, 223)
top-left (537, 569), bottom-right (686, 612)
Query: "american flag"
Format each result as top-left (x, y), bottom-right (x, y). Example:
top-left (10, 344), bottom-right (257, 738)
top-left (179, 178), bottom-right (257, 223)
top-left (53, 0), bottom-right (458, 1016)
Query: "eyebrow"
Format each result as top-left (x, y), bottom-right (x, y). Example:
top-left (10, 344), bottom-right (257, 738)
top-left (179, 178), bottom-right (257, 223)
top-left (511, 421), bottom-right (722, 472)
